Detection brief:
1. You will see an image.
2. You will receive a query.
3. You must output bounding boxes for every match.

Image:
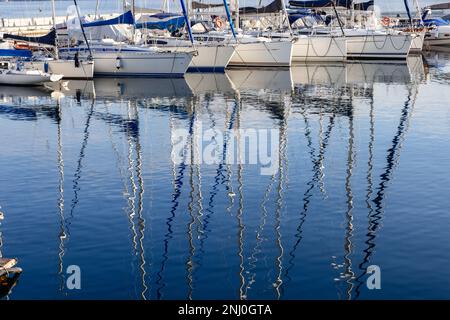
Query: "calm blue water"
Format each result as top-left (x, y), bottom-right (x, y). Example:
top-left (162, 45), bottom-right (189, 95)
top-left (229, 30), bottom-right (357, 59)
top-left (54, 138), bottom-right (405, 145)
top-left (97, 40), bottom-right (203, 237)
top-left (1, 53), bottom-right (450, 300)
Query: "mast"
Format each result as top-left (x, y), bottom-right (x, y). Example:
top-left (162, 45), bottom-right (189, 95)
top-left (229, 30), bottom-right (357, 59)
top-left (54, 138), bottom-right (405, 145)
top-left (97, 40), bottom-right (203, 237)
top-left (73, 0), bottom-right (93, 58)
top-left (223, 0), bottom-right (237, 39)
top-left (235, 0), bottom-right (239, 29)
top-left (180, 0), bottom-right (194, 44)
top-left (131, 0), bottom-right (136, 41)
top-left (95, 0), bottom-right (100, 19)
top-left (403, 0), bottom-right (413, 28)
top-left (51, 0), bottom-right (59, 59)
top-left (331, 1), bottom-right (345, 36)
top-left (280, 0), bottom-right (293, 35)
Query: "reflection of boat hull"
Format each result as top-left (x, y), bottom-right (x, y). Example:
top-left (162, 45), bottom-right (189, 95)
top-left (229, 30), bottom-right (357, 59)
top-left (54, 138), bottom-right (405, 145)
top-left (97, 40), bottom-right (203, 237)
top-left (226, 68), bottom-right (293, 92)
top-left (93, 77), bottom-right (192, 98)
top-left (292, 36), bottom-right (347, 62)
top-left (25, 60), bottom-right (95, 79)
top-left (292, 60), bottom-right (419, 86)
top-left (346, 61), bottom-right (411, 84)
top-left (0, 84), bottom-right (53, 97)
top-left (346, 34), bottom-right (412, 59)
top-left (291, 63), bottom-right (346, 86)
top-left (229, 41), bottom-right (293, 67)
top-left (185, 73), bottom-right (235, 94)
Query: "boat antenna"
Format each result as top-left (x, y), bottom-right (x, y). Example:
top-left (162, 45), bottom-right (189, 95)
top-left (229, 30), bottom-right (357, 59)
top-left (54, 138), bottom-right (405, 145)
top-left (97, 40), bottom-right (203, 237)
top-left (72, 0), bottom-right (93, 59)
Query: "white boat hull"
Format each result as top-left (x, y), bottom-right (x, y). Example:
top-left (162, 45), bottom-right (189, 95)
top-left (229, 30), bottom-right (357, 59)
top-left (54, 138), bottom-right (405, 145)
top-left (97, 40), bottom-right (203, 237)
top-left (424, 25), bottom-right (450, 47)
top-left (60, 47), bottom-right (193, 77)
top-left (93, 51), bottom-right (192, 77)
top-left (163, 44), bottom-right (235, 72)
top-left (409, 32), bottom-right (425, 52)
top-left (346, 34), bottom-right (412, 59)
top-left (424, 36), bottom-right (450, 46)
top-left (0, 70), bottom-right (61, 85)
top-left (292, 36), bottom-right (347, 62)
top-left (229, 40), bottom-right (293, 67)
top-left (25, 60), bottom-right (94, 79)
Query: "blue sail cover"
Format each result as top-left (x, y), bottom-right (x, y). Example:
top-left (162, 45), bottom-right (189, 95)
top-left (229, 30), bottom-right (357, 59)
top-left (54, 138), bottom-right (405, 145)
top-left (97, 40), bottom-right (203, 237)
top-left (0, 49), bottom-right (32, 58)
top-left (83, 10), bottom-right (134, 28)
top-left (3, 29), bottom-right (56, 46)
top-left (288, 10), bottom-right (324, 25)
top-left (135, 13), bottom-right (186, 32)
top-left (423, 18), bottom-right (450, 27)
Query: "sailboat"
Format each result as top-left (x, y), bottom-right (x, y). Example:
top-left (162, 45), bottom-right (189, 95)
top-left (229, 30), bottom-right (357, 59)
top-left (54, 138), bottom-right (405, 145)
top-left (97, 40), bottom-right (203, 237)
top-left (189, 0), bottom-right (294, 67)
top-left (289, 0), bottom-right (413, 59)
top-left (244, 0), bottom-right (348, 62)
top-left (59, 2), bottom-right (194, 77)
top-left (0, 50), bottom-right (63, 85)
top-left (3, 0), bottom-right (94, 79)
top-left (138, 8), bottom-right (236, 72)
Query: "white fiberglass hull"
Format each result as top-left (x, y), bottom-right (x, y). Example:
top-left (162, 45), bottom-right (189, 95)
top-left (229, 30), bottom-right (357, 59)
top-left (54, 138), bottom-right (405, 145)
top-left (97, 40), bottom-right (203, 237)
top-left (346, 34), bottom-right (412, 59)
top-left (410, 32), bottom-right (425, 52)
top-left (25, 60), bottom-right (94, 79)
top-left (229, 40), bottom-right (293, 67)
top-left (60, 47), bottom-right (194, 77)
top-left (93, 51), bottom-right (192, 77)
top-left (424, 25), bottom-right (450, 47)
top-left (424, 36), bottom-right (450, 46)
top-left (292, 36), bottom-right (347, 62)
top-left (163, 45), bottom-right (236, 72)
top-left (0, 70), bottom-right (62, 85)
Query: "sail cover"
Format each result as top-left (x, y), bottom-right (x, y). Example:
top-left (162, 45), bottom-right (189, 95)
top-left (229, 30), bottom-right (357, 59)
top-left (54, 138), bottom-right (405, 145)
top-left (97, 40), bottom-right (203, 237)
top-left (240, 0), bottom-right (284, 15)
top-left (82, 10), bottom-right (134, 28)
top-left (0, 49), bottom-right (32, 58)
top-left (191, 1), bottom-right (225, 9)
top-left (136, 13), bottom-right (185, 32)
top-left (428, 2), bottom-right (450, 10)
top-left (3, 29), bottom-right (56, 46)
top-left (289, 0), bottom-right (373, 10)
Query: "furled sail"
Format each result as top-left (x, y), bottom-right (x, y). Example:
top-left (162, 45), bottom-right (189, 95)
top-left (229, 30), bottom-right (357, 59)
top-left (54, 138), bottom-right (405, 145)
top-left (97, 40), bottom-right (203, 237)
top-left (191, 1), bottom-right (225, 9)
top-left (289, 0), bottom-right (373, 10)
top-left (3, 29), bottom-right (56, 47)
top-left (82, 10), bottom-right (134, 28)
top-left (0, 49), bottom-right (33, 58)
top-left (428, 2), bottom-right (450, 10)
top-left (240, 0), bottom-right (284, 15)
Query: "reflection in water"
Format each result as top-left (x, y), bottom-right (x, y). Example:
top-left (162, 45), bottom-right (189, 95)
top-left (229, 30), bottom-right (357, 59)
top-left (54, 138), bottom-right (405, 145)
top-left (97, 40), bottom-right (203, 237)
top-left (0, 56), bottom-right (434, 299)
top-left (354, 86), bottom-right (416, 299)
top-left (56, 100), bottom-right (66, 293)
top-left (273, 97), bottom-right (290, 300)
top-left (156, 98), bottom-right (194, 300)
top-left (338, 101), bottom-right (356, 300)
